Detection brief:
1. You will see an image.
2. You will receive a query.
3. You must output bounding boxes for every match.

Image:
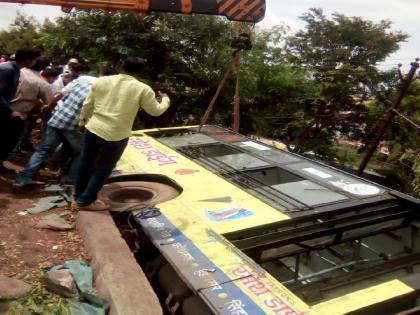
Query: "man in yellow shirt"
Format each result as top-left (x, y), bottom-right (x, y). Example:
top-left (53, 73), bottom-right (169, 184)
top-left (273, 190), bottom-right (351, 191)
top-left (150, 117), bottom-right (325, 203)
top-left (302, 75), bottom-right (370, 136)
top-left (75, 57), bottom-right (170, 211)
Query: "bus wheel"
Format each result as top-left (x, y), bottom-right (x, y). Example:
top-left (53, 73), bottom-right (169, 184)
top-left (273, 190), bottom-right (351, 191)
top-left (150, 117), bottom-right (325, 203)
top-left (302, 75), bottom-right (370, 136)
top-left (99, 181), bottom-right (180, 212)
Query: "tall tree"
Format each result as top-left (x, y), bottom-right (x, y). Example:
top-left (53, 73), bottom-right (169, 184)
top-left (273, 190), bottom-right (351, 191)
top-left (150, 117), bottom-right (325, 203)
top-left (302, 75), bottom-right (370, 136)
top-left (238, 25), bottom-right (315, 148)
top-left (282, 8), bottom-right (407, 156)
top-left (0, 12), bottom-right (42, 53)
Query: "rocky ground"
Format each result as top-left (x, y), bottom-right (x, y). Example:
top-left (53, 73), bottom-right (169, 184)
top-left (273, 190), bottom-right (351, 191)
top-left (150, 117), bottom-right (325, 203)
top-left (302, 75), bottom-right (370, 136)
top-left (0, 156), bottom-right (89, 313)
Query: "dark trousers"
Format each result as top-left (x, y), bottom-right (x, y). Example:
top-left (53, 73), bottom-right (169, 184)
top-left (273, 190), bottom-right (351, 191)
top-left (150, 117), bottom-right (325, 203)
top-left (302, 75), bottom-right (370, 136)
top-left (75, 130), bottom-right (128, 206)
top-left (0, 117), bottom-right (25, 163)
top-left (18, 114), bottom-right (38, 151)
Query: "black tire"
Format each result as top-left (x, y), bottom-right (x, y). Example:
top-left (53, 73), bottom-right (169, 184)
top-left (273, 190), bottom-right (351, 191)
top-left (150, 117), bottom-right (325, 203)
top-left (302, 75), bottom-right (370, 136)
top-left (99, 180), bottom-right (180, 212)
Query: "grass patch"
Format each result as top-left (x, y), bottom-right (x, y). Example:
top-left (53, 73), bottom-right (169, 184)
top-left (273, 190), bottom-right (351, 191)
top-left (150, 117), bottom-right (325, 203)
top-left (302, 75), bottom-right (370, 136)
top-left (334, 144), bottom-right (363, 166)
top-left (6, 275), bottom-right (74, 315)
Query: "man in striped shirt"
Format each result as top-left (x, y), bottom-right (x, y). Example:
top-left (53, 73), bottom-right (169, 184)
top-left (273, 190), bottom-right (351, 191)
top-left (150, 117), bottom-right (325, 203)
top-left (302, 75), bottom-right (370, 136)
top-left (15, 75), bottom-right (96, 187)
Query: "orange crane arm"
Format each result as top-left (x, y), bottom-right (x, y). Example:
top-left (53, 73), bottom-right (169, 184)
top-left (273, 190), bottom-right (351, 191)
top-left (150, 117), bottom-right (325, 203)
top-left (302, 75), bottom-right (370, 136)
top-left (0, 0), bottom-right (265, 22)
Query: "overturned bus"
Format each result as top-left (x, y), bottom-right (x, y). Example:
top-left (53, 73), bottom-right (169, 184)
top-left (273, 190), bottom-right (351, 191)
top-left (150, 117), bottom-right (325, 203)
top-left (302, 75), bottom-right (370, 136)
top-left (102, 125), bottom-right (420, 315)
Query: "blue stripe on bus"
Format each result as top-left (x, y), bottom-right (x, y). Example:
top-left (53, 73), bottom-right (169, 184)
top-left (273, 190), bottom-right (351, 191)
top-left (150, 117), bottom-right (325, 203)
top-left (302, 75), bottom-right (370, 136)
top-left (136, 213), bottom-right (266, 314)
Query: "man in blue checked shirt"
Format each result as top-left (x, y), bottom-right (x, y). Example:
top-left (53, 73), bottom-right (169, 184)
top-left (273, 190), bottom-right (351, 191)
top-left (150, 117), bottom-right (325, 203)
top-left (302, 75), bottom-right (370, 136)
top-left (15, 75), bottom-right (97, 187)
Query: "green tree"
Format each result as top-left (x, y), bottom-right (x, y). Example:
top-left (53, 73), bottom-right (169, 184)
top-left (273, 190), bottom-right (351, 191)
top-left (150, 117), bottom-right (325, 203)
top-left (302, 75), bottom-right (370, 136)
top-left (37, 10), bottom-right (160, 68)
top-left (0, 12), bottom-right (43, 53)
top-left (362, 77), bottom-right (420, 195)
top-left (35, 11), bottom-right (242, 127)
top-left (2, 10), bottom-right (306, 133)
top-left (400, 149), bottom-right (420, 197)
top-left (365, 79), bottom-right (420, 156)
top-left (282, 8), bottom-right (407, 156)
top-left (236, 25), bottom-right (317, 150)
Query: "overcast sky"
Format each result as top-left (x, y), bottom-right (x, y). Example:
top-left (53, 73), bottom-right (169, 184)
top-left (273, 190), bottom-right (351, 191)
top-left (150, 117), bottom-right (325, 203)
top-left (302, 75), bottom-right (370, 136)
top-left (0, 0), bottom-right (419, 70)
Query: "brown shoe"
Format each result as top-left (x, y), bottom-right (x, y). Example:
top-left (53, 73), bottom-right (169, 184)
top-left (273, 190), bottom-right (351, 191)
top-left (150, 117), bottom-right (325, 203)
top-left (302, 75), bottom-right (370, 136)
top-left (76, 200), bottom-right (110, 211)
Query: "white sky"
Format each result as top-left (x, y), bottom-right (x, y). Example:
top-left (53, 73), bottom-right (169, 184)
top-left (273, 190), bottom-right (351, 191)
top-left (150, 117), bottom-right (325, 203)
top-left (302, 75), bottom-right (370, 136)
top-left (0, 0), bottom-right (419, 70)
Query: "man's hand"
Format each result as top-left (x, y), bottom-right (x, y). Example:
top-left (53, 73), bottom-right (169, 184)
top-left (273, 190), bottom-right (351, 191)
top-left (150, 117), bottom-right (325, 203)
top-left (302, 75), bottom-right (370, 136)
top-left (40, 105), bottom-right (51, 117)
top-left (156, 91), bottom-right (168, 102)
top-left (10, 111), bottom-right (27, 120)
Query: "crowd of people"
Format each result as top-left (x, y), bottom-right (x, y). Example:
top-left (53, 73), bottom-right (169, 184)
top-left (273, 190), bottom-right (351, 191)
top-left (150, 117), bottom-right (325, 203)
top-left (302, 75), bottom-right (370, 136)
top-left (0, 48), bottom-right (170, 211)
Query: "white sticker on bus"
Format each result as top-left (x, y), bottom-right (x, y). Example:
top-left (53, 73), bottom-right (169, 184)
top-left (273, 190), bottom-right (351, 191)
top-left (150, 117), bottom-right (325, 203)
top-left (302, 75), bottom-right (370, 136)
top-left (303, 167), bottom-right (332, 178)
top-left (240, 141), bottom-right (270, 151)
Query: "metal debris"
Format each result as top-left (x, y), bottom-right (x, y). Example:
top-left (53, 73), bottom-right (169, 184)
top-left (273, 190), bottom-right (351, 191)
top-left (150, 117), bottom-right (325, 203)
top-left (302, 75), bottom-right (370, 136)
top-left (34, 213), bottom-right (74, 231)
top-left (26, 195), bottom-right (67, 214)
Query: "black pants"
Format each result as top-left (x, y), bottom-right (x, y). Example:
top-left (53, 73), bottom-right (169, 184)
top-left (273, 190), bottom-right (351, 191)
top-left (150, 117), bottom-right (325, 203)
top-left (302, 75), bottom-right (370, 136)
top-left (0, 117), bottom-right (25, 163)
top-left (75, 130), bottom-right (129, 205)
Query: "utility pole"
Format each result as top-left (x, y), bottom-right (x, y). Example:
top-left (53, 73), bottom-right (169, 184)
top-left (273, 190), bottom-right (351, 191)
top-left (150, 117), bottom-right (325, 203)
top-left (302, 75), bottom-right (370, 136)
top-left (233, 53), bottom-right (241, 132)
top-left (357, 59), bottom-right (419, 176)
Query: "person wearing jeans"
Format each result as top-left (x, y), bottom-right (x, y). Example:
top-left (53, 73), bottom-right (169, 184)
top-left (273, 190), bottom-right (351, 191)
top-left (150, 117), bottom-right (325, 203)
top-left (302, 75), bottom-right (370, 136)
top-left (75, 130), bottom-right (128, 206)
top-left (16, 126), bottom-right (83, 185)
top-left (75, 57), bottom-right (170, 211)
top-left (15, 75), bottom-right (96, 187)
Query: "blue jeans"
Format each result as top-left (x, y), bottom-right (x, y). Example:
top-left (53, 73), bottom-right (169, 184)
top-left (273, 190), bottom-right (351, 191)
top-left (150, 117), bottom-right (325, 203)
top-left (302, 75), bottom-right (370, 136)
top-left (17, 126), bottom-right (83, 183)
top-left (75, 130), bottom-right (128, 206)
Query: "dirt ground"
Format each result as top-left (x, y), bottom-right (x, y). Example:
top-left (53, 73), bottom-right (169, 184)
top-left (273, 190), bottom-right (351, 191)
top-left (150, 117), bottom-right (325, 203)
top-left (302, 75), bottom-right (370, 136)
top-left (0, 158), bottom-right (88, 278)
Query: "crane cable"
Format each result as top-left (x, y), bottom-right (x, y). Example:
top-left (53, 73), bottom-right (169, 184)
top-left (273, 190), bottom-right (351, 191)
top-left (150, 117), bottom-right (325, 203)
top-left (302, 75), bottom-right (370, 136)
top-left (198, 22), bottom-right (254, 132)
